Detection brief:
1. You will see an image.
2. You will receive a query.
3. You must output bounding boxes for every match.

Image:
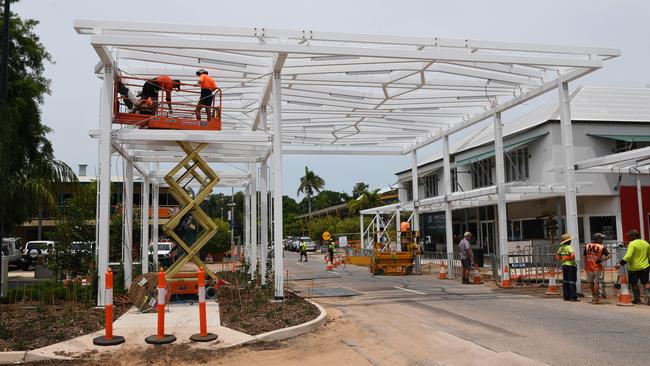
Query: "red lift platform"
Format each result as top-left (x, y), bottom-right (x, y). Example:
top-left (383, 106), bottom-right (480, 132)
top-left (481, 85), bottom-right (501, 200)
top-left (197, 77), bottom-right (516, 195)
top-left (113, 76), bottom-right (222, 131)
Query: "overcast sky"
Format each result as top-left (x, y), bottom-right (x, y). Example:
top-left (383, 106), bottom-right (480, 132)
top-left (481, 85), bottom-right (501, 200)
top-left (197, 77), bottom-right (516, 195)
top-left (13, 0), bottom-right (650, 199)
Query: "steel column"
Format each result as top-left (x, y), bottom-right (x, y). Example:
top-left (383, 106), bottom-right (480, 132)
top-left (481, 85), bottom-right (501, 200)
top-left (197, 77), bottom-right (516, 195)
top-left (272, 71), bottom-right (284, 300)
top-left (443, 135), bottom-right (454, 277)
top-left (96, 66), bottom-right (114, 306)
top-left (244, 185), bottom-right (250, 267)
top-left (559, 82), bottom-right (581, 292)
top-left (637, 176), bottom-right (645, 239)
top-left (123, 158), bottom-right (134, 289)
top-left (141, 164), bottom-right (150, 274)
top-left (152, 183), bottom-right (159, 270)
top-left (260, 108), bottom-right (269, 286)
top-left (250, 162), bottom-right (258, 280)
top-left (494, 112), bottom-right (508, 263)
top-left (410, 150), bottom-right (419, 232)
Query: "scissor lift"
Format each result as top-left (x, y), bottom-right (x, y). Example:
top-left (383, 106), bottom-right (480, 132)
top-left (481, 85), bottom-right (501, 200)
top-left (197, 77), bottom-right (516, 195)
top-left (113, 75), bottom-right (224, 295)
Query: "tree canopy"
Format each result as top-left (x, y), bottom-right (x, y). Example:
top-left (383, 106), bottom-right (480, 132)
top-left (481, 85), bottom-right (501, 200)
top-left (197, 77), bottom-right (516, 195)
top-left (297, 166), bottom-right (325, 215)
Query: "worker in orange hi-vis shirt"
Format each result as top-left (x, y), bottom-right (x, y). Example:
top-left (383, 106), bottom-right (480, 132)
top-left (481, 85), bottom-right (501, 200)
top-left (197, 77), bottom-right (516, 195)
top-left (154, 75), bottom-right (181, 114)
top-left (194, 69), bottom-right (217, 121)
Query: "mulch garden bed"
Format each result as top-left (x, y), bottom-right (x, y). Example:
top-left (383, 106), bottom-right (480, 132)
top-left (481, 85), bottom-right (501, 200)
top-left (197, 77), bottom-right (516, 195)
top-left (0, 300), bottom-right (130, 352)
top-left (218, 271), bottom-right (320, 335)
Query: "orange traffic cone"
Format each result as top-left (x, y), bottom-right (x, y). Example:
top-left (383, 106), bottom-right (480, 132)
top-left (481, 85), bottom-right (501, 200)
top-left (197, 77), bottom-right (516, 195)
top-left (545, 268), bottom-right (560, 295)
top-left (473, 264), bottom-right (483, 284)
top-left (326, 258), bottom-right (333, 271)
top-left (333, 255), bottom-right (339, 268)
top-left (501, 264), bottom-right (511, 288)
top-left (438, 261), bottom-right (448, 280)
top-left (617, 273), bottom-right (634, 306)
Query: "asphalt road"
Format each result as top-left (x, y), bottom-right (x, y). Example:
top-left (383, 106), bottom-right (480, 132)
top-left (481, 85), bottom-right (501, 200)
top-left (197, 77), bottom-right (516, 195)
top-left (286, 251), bottom-right (650, 366)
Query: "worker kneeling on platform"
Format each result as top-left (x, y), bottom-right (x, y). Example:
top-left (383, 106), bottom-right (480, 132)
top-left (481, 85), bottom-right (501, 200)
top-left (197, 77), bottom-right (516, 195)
top-left (195, 69), bottom-right (217, 121)
top-left (135, 75), bottom-right (181, 115)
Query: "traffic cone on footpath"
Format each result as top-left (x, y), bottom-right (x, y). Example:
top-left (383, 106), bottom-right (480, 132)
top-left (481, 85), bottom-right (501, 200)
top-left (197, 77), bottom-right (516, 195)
top-left (438, 261), bottom-right (448, 280)
top-left (326, 257), bottom-right (333, 271)
top-left (545, 268), bottom-right (560, 295)
top-left (473, 264), bottom-right (483, 284)
top-left (501, 264), bottom-right (511, 288)
top-left (617, 273), bottom-right (634, 306)
top-left (333, 255), bottom-right (339, 268)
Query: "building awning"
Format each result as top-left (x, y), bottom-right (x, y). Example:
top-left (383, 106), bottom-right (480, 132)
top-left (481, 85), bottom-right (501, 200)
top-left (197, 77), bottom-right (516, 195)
top-left (455, 133), bottom-right (548, 166)
top-left (588, 134), bottom-right (650, 142)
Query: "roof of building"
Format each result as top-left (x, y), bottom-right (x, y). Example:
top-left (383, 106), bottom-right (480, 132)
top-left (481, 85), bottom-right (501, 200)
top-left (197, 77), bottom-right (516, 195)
top-left (399, 86), bottom-right (650, 175)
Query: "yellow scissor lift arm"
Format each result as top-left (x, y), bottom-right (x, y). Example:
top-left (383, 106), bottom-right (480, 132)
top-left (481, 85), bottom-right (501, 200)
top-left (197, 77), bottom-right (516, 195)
top-left (162, 141), bottom-right (220, 292)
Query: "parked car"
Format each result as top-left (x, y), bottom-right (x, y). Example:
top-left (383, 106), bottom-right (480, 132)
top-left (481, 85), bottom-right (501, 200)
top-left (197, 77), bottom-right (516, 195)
top-left (294, 237), bottom-right (316, 252)
top-left (2, 237), bottom-right (22, 266)
top-left (21, 240), bottom-right (55, 270)
top-left (148, 241), bottom-right (175, 259)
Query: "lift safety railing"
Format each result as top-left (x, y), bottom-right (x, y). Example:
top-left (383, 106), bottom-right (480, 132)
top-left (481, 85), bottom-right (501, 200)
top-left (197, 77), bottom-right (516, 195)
top-left (113, 76), bottom-right (222, 130)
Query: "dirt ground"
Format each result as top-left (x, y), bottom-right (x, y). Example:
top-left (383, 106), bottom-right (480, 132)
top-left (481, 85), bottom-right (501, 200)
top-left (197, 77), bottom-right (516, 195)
top-left (0, 301), bottom-right (130, 351)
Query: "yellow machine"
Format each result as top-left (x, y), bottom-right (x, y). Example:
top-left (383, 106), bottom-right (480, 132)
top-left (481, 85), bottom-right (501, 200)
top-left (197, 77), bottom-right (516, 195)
top-left (370, 231), bottom-right (421, 275)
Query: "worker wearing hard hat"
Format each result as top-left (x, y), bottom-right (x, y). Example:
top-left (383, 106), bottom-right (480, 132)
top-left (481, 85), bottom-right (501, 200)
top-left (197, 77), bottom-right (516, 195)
top-left (195, 69), bottom-right (218, 121)
top-left (557, 234), bottom-right (579, 302)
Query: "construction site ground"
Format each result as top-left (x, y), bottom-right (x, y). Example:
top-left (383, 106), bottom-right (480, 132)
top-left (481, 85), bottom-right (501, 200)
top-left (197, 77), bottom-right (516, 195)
top-left (8, 251), bottom-right (650, 365)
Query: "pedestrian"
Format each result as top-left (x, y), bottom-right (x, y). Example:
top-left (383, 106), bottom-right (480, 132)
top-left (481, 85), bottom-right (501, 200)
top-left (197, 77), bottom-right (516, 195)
top-left (556, 234), bottom-right (579, 302)
top-left (458, 232), bottom-right (473, 284)
top-left (195, 69), bottom-right (217, 121)
top-left (299, 240), bottom-right (308, 262)
top-left (583, 233), bottom-right (611, 304)
top-left (615, 230), bottom-right (650, 305)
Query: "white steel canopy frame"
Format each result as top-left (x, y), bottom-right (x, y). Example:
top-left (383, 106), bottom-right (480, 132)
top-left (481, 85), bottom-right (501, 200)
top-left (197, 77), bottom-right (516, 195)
top-left (75, 20), bottom-right (618, 303)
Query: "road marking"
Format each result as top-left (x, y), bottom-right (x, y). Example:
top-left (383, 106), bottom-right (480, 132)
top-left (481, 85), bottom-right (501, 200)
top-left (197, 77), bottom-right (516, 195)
top-left (394, 286), bottom-right (426, 295)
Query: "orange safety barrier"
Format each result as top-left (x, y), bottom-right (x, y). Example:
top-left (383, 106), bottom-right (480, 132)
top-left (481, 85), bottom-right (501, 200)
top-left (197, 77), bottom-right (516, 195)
top-left (145, 269), bottom-right (177, 344)
top-left (191, 267), bottom-right (218, 342)
top-left (93, 268), bottom-right (125, 346)
top-left (438, 261), bottom-right (448, 280)
top-left (472, 264), bottom-right (484, 285)
top-left (113, 77), bottom-right (222, 131)
top-left (545, 268), bottom-right (561, 296)
top-left (617, 273), bottom-right (634, 306)
top-left (501, 264), bottom-right (511, 288)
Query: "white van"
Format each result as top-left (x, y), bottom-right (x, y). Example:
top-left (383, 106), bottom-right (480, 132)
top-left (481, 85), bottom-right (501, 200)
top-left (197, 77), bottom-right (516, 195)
top-left (2, 238), bottom-right (22, 266)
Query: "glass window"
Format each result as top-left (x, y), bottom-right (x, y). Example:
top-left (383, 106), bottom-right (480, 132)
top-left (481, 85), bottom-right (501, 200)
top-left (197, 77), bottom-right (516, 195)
top-left (471, 158), bottom-right (494, 188)
top-left (404, 181), bottom-right (413, 201)
top-left (505, 147), bottom-right (529, 182)
top-left (589, 216), bottom-right (617, 241)
top-left (421, 174), bottom-right (438, 198)
top-left (521, 219), bottom-right (545, 239)
top-left (451, 168), bottom-right (459, 192)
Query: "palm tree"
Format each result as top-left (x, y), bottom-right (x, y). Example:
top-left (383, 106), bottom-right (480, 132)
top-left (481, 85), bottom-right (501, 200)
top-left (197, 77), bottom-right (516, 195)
top-left (352, 182), bottom-right (369, 199)
top-left (348, 188), bottom-right (384, 214)
top-left (297, 166), bottom-right (325, 216)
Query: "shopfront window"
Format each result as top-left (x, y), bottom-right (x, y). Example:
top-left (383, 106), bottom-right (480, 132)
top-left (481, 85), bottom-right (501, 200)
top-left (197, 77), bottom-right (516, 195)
top-left (589, 216), bottom-right (617, 241)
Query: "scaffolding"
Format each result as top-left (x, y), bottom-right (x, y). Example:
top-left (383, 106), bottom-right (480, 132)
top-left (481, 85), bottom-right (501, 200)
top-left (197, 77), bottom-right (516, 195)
top-left (75, 20), bottom-right (618, 304)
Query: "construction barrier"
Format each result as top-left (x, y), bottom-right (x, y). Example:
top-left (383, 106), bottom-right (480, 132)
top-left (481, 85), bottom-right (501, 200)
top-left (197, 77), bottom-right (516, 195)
top-left (420, 251), bottom-right (463, 279)
top-left (93, 268), bottom-right (125, 346)
top-left (190, 267), bottom-right (218, 342)
top-left (145, 269), bottom-right (177, 344)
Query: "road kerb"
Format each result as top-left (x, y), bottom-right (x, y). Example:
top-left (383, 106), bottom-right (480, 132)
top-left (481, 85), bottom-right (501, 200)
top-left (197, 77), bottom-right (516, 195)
top-left (254, 299), bottom-right (327, 342)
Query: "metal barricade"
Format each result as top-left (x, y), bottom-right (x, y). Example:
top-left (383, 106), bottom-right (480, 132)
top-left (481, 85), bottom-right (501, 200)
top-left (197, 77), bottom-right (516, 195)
top-left (420, 251), bottom-right (463, 279)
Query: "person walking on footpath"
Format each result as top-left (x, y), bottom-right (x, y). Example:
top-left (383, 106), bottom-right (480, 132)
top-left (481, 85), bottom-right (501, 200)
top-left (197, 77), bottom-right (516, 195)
top-left (458, 232), bottom-right (473, 284)
top-left (615, 230), bottom-right (650, 305)
top-left (557, 234), bottom-right (579, 302)
top-left (584, 233), bottom-right (611, 304)
top-left (299, 240), bottom-right (308, 262)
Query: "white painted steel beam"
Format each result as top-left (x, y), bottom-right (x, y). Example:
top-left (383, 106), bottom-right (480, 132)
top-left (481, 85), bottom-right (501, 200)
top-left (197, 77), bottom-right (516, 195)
top-left (443, 135), bottom-right (454, 278)
top-left (494, 112), bottom-right (508, 263)
top-left (152, 182), bottom-right (160, 270)
top-left (249, 162), bottom-right (258, 280)
top-left (272, 70), bottom-right (284, 300)
top-left (559, 81), bottom-right (581, 292)
top-left (260, 108), bottom-right (269, 285)
top-left (574, 146), bottom-right (650, 170)
top-left (123, 158), bottom-right (134, 289)
top-left (141, 164), bottom-right (150, 274)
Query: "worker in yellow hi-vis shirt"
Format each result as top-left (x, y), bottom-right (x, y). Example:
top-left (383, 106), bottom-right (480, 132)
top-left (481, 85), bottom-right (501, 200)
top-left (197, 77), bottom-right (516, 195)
top-left (616, 230), bottom-right (650, 305)
top-left (556, 233), bottom-right (579, 302)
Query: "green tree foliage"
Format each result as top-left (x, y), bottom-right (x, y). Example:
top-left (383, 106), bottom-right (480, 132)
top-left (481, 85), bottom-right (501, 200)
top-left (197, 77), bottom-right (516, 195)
top-left (203, 218), bottom-right (232, 254)
top-left (50, 183), bottom-right (97, 278)
top-left (297, 166), bottom-right (325, 216)
top-left (352, 182), bottom-right (369, 199)
top-left (307, 216), bottom-right (339, 243)
top-left (0, 3), bottom-right (75, 235)
top-left (305, 190), bottom-right (350, 212)
top-left (348, 188), bottom-right (384, 214)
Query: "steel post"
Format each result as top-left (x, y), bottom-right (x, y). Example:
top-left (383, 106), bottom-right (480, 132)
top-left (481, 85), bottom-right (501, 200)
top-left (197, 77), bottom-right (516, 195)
top-left (637, 176), bottom-right (645, 238)
top-left (272, 71), bottom-right (284, 300)
top-left (141, 164), bottom-right (150, 274)
top-left (494, 112), bottom-right (508, 264)
top-left (558, 82), bottom-right (581, 292)
top-left (123, 158), bottom-right (134, 288)
top-left (250, 162), bottom-right (258, 280)
top-left (410, 150), bottom-right (419, 233)
top-left (260, 108), bottom-right (269, 285)
top-left (152, 183), bottom-right (159, 270)
top-left (97, 66), bottom-right (114, 306)
top-left (443, 135), bottom-right (454, 277)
